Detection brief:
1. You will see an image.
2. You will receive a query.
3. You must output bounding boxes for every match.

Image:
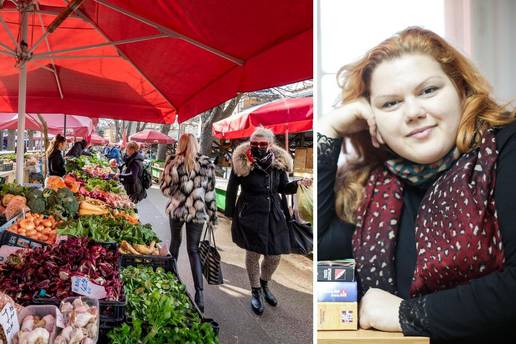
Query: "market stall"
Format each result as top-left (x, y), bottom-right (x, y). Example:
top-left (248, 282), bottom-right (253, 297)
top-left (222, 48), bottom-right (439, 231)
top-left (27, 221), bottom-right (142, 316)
top-left (0, 153), bottom-right (219, 343)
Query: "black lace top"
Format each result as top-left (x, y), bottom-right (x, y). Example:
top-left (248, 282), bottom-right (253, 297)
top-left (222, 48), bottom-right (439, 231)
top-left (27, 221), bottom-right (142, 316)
top-left (317, 123), bottom-right (516, 344)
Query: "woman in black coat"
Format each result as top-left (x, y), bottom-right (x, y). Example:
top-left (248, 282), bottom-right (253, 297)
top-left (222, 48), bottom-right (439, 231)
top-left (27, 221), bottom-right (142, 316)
top-left (47, 134), bottom-right (67, 177)
top-left (119, 141), bottom-right (146, 203)
top-left (225, 127), bottom-right (311, 315)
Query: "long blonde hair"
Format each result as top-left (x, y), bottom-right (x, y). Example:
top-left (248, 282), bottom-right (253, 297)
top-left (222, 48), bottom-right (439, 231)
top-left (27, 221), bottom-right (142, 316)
top-left (176, 133), bottom-right (199, 173)
top-left (336, 27), bottom-right (515, 224)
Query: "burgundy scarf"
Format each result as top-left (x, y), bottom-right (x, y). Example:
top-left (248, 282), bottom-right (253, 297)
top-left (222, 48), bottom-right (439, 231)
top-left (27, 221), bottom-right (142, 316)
top-left (352, 129), bottom-right (505, 297)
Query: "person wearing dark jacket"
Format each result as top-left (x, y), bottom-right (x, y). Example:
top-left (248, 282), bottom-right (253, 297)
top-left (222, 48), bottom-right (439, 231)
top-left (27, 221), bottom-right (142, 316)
top-left (160, 133), bottom-right (217, 313)
top-left (47, 134), bottom-right (67, 177)
top-left (65, 139), bottom-right (88, 158)
top-left (119, 141), bottom-right (146, 203)
top-left (318, 27), bottom-right (516, 343)
top-left (225, 127), bottom-right (312, 316)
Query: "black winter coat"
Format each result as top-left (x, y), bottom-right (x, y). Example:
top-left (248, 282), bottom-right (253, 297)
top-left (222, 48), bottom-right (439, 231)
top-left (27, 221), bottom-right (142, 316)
top-left (120, 152), bottom-right (146, 203)
top-left (225, 143), bottom-right (298, 255)
top-left (48, 149), bottom-right (66, 177)
top-left (65, 142), bottom-right (86, 157)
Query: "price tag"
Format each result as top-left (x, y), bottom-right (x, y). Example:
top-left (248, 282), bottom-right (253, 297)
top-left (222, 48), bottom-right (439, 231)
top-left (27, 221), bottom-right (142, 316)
top-left (55, 309), bottom-right (65, 329)
top-left (0, 302), bottom-right (19, 344)
top-left (71, 276), bottom-right (107, 299)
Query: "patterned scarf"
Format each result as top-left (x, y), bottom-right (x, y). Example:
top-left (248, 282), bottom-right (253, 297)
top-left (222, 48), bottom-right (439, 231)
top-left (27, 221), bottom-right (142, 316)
top-left (352, 129), bottom-right (505, 297)
top-left (247, 148), bottom-right (274, 172)
top-left (385, 148), bottom-right (460, 185)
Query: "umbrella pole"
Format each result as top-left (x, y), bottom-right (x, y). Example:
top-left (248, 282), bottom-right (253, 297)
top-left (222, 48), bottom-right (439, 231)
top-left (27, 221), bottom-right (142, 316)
top-left (16, 9), bottom-right (29, 185)
top-left (285, 128), bottom-right (289, 150)
top-left (64, 114), bottom-right (67, 137)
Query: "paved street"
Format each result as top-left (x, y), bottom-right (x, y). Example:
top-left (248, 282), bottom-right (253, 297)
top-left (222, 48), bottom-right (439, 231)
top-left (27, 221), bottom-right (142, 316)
top-left (137, 186), bottom-right (314, 344)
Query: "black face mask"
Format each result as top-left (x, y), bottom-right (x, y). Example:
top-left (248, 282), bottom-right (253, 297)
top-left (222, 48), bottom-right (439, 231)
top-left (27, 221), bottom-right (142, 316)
top-left (251, 146), bottom-right (269, 159)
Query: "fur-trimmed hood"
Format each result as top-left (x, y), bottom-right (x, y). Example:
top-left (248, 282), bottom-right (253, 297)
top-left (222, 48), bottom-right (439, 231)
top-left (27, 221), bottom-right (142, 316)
top-left (232, 142), bottom-right (293, 177)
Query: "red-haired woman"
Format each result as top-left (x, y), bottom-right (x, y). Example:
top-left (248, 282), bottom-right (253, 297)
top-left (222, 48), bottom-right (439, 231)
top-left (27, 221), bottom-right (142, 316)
top-left (318, 27), bottom-right (516, 343)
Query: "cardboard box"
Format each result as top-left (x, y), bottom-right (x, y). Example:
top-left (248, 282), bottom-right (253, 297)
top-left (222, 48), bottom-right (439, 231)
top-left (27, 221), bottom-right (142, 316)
top-left (317, 282), bottom-right (357, 303)
top-left (318, 259), bottom-right (355, 282)
top-left (294, 148), bottom-right (307, 171)
top-left (318, 302), bottom-right (358, 330)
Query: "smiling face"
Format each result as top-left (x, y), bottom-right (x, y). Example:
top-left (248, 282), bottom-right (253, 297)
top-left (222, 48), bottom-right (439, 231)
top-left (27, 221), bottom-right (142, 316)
top-left (370, 54), bottom-right (463, 164)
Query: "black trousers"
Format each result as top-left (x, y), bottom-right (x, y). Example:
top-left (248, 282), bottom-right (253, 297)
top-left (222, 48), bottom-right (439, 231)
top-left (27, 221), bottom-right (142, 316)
top-left (169, 219), bottom-right (204, 291)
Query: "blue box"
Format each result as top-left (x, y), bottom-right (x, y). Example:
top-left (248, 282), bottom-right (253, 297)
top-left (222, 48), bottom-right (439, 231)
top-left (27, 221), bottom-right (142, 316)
top-left (317, 282), bottom-right (357, 302)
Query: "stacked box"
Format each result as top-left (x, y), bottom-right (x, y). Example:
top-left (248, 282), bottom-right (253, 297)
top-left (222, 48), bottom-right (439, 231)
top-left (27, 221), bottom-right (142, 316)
top-left (317, 259), bottom-right (358, 330)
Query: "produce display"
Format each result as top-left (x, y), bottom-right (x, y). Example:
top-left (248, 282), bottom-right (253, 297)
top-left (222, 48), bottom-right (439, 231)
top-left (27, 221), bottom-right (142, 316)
top-left (7, 212), bottom-right (58, 245)
top-left (58, 216), bottom-right (158, 245)
top-left (0, 153), bottom-right (219, 343)
top-left (108, 266), bottom-right (218, 344)
top-left (15, 310), bottom-right (55, 344)
top-left (54, 298), bottom-right (98, 344)
top-left (119, 240), bottom-right (165, 256)
top-left (0, 237), bottom-right (122, 304)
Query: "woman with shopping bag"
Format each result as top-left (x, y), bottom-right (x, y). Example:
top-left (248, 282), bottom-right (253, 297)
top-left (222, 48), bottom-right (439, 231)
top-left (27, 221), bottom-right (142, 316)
top-left (160, 133), bottom-right (218, 313)
top-left (225, 127), bottom-right (312, 316)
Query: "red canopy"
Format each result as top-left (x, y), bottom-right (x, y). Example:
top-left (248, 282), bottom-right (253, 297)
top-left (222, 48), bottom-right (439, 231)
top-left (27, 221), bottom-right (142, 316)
top-left (90, 133), bottom-right (108, 145)
top-left (0, 113), bottom-right (93, 136)
top-left (0, 1), bottom-right (312, 123)
top-left (130, 129), bottom-right (175, 144)
top-left (212, 97), bottom-right (313, 139)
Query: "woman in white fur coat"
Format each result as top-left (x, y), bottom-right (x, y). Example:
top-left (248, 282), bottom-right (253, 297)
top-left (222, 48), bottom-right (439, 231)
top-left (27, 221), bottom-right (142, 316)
top-left (160, 133), bottom-right (217, 313)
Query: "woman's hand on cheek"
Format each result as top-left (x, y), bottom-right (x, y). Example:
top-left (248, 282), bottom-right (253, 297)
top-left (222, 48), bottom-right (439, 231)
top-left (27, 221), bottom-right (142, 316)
top-left (318, 98), bottom-right (376, 139)
top-left (359, 288), bottom-right (403, 332)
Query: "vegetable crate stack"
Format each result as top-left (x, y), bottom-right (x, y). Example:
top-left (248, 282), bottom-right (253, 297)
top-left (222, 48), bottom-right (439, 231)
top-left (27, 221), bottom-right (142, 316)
top-left (317, 259), bottom-right (358, 331)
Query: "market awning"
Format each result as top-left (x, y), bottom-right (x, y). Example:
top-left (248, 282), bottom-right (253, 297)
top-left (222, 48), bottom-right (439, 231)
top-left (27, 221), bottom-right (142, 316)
top-left (0, 113), bottom-right (93, 137)
top-left (90, 133), bottom-right (108, 145)
top-left (130, 129), bottom-right (175, 144)
top-left (212, 97), bottom-right (313, 140)
top-left (0, 0), bottom-right (312, 123)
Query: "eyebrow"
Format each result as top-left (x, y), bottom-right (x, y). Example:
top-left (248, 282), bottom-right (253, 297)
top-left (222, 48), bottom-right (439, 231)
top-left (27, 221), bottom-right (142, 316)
top-left (372, 76), bottom-right (444, 102)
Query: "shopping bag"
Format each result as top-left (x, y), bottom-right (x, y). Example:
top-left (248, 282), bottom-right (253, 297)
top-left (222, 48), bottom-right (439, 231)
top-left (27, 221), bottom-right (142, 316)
top-left (281, 195), bottom-right (313, 255)
top-left (199, 223), bottom-right (224, 285)
top-left (295, 184), bottom-right (313, 224)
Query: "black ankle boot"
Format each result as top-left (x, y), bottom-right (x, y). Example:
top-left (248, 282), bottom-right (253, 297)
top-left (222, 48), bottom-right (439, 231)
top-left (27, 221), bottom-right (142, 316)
top-left (260, 279), bottom-right (278, 307)
top-left (251, 287), bottom-right (265, 315)
top-left (195, 289), bottom-right (204, 313)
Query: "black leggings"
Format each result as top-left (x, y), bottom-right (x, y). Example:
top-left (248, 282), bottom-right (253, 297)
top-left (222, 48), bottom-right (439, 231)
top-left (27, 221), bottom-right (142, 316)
top-left (169, 219), bottom-right (204, 291)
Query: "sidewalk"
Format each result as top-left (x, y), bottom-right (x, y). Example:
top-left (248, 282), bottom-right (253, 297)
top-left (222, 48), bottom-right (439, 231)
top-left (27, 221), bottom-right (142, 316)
top-left (137, 186), bottom-right (313, 344)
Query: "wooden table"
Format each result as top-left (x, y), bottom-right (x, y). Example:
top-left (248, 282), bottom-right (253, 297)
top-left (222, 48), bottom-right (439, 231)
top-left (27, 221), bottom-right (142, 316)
top-left (318, 330), bottom-right (429, 344)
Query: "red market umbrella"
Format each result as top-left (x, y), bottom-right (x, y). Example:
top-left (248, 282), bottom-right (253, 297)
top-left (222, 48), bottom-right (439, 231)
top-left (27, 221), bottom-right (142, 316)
top-left (212, 97), bottom-right (313, 140)
top-left (90, 133), bottom-right (108, 145)
top-left (0, 113), bottom-right (93, 136)
top-left (0, 0), bottom-right (312, 123)
top-left (130, 129), bottom-right (175, 144)
top-left (0, 0), bottom-right (311, 183)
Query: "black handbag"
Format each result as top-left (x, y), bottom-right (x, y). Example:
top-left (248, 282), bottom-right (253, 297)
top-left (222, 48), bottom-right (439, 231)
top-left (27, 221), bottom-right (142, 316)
top-left (199, 223), bottom-right (224, 285)
top-left (281, 195), bottom-right (313, 255)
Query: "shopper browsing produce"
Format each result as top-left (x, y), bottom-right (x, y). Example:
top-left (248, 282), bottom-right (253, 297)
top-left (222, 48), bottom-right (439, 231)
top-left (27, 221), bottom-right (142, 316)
top-left (47, 134), bottom-right (67, 177)
top-left (118, 141), bottom-right (146, 203)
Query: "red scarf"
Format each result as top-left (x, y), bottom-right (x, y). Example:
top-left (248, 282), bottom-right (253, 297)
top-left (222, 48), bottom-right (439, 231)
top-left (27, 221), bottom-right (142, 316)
top-left (352, 129), bottom-right (505, 297)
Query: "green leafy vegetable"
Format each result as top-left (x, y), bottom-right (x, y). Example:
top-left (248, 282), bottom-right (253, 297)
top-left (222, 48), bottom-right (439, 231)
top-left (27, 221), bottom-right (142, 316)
top-left (108, 266), bottom-right (218, 344)
top-left (58, 215), bottom-right (159, 244)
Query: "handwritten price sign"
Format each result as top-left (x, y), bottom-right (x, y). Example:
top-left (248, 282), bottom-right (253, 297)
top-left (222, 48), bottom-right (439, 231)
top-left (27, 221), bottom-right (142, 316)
top-left (0, 302), bottom-right (19, 344)
top-left (71, 276), bottom-right (107, 299)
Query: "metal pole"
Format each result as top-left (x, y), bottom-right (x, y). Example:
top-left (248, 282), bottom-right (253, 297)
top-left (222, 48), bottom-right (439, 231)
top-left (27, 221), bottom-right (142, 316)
top-left (16, 9), bottom-right (29, 185)
top-left (64, 114), bottom-right (67, 137)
